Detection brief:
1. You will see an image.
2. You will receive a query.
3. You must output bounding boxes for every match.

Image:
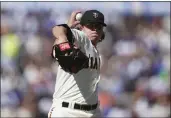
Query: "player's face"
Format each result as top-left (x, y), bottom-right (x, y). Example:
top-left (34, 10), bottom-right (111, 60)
top-left (82, 23), bottom-right (104, 44)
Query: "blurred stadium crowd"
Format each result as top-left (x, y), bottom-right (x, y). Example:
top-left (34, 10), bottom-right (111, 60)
top-left (1, 2), bottom-right (170, 118)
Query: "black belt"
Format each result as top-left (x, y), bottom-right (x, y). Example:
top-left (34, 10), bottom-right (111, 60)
top-left (62, 101), bottom-right (98, 111)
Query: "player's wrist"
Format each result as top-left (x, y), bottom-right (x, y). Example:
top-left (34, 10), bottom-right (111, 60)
top-left (57, 35), bottom-right (68, 43)
top-left (67, 22), bottom-right (72, 28)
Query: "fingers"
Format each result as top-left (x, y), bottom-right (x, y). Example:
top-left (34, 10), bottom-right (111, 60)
top-left (88, 33), bottom-right (98, 40)
top-left (71, 10), bottom-right (82, 16)
top-left (71, 10), bottom-right (82, 19)
top-left (88, 31), bottom-right (98, 36)
top-left (73, 21), bottom-right (80, 26)
top-left (69, 21), bottom-right (80, 29)
top-left (68, 10), bottom-right (82, 28)
top-left (90, 34), bottom-right (98, 37)
top-left (90, 31), bottom-right (98, 34)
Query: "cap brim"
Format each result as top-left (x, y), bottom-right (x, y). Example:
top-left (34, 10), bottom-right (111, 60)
top-left (102, 23), bottom-right (107, 27)
top-left (81, 21), bottom-right (107, 27)
top-left (93, 21), bottom-right (107, 26)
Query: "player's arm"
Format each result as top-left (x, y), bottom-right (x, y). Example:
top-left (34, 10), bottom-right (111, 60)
top-left (66, 10), bottom-right (85, 45)
top-left (67, 10), bottom-right (81, 29)
top-left (51, 24), bottom-right (88, 74)
top-left (52, 24), bottom-right (73, 45)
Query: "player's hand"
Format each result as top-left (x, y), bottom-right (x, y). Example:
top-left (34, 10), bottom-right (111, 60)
top-left (84, 30), bottom-right (100, 40)
top-left (88, 31), bottom-right (99, 40)
top-left (67, 10), bottom-right (81, 28)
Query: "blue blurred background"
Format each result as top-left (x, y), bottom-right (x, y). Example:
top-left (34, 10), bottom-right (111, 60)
top-left (1, 2), bottom-right (170, 118)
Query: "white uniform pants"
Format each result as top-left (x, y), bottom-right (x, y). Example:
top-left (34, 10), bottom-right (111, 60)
top-left (48, 99), bottom-right (101, 117)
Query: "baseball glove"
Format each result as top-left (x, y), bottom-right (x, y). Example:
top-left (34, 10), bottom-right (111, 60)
top-left (51, 42), bottom-right (89, 74)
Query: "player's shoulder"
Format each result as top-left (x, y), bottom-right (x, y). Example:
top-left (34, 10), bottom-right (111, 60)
top-left (71, 29), bottom-right (87, 38)
top-left (71, 29), bottom-right (91, 46)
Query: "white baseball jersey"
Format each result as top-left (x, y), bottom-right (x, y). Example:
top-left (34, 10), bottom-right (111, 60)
top-left (53, 29), bottom-right (101, 104)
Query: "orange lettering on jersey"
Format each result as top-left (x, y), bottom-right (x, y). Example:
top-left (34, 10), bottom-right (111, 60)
top-left (83, 54), bottom-right (100, 70)
top-left (93, 58), bottom-right (98, 69)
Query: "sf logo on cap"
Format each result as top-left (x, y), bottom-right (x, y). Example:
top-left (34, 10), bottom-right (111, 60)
top-left (93, 12), bottom-right (98, 18)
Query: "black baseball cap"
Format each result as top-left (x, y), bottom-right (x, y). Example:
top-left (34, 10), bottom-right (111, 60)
top-left (80, 10), bottom-right (107, 26)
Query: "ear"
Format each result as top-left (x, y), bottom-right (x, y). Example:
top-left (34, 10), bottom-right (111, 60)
top-left (101, 31), bottom-right (105, 39)
top-left (99, 31), bottom-right (105, 42)
top-left (74, 24), bottom-right (83, 31)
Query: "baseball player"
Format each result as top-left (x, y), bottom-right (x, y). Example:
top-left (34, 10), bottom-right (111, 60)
top-left (48, 10), bottom-right (106, 117)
